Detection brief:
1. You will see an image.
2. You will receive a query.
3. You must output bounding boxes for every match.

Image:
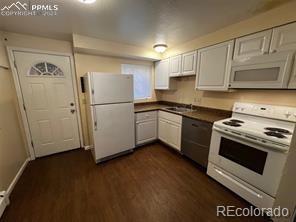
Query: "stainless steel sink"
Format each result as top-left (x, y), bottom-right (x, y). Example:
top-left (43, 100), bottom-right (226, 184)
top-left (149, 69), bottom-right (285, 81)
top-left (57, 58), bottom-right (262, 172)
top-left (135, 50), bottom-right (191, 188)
top-left (163, 107), bottom-right (192, 113)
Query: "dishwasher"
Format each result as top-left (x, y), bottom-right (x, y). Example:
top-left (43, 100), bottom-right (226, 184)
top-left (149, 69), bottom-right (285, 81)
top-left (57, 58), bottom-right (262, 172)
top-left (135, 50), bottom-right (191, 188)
top-left (181, 117), bottom-right (212, 168)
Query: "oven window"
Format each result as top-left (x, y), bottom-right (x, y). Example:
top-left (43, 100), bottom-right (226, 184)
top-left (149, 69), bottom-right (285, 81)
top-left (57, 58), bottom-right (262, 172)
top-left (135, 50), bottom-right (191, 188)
top-left (219, 137), bottom-right (267, 175)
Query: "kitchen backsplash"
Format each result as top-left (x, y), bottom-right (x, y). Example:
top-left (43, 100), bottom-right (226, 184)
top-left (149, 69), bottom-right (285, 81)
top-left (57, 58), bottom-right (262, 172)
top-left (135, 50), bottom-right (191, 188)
top-left (158, 76), bottom-right (296, 111)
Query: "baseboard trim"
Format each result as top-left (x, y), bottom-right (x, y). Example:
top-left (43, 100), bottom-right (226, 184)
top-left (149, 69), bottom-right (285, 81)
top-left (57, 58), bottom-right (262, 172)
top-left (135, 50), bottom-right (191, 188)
top-left (0, 158), bottom-right (30, 218)
top-left (84, 145), bottom-right (92, 150)
top-left (0, 192), bottom-right (7, 218)
top-left (7, 158), bottom-right (30, 196)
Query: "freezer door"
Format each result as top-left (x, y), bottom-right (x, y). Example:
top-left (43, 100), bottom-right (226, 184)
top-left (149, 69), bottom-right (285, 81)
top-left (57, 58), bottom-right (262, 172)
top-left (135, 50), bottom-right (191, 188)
top-left (92, 103), bottom-right (135, 161)
top-left (90, 73), bottom-right (133, 105)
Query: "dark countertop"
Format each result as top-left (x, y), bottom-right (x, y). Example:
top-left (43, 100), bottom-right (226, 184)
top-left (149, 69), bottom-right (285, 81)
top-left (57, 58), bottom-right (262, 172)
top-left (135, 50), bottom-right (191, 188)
top-left (134, 103), bottom-right (169, 113)
top-left (181, 110), bottom-right (231, 124)
top-left (134, 102), bottom-right (231, 123)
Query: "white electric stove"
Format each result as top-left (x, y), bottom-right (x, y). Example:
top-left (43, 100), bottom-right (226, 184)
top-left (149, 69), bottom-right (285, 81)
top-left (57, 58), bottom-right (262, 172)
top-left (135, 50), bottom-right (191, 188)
top-left (207, 102), bottom-right (296, 209)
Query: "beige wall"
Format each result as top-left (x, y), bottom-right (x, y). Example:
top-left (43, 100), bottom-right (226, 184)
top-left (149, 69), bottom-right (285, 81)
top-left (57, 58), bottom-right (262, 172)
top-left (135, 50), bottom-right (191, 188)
top-left (159, 1), bottom-right (296, 110)
top-left (0, 33), bottom-right (28, 191)
top-left (74, 53), bottom-right (160, 145)
top-left (73, 34), bottom-right (161, 61)
top-left (160, 77), bottom-right (296, 110)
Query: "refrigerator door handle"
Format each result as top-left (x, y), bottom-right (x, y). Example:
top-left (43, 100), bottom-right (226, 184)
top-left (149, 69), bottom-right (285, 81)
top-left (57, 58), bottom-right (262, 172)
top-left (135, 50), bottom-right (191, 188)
top-left (93, 107), bottom-right (98, 131)
top-left (90, 73), bottom-right (95, 104)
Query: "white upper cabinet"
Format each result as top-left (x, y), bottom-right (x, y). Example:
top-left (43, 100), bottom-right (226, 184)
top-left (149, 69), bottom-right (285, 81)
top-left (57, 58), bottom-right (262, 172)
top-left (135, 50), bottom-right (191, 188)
top-left (0, 34), bottom-right (9, 68)
top-left (155, 59), bottom-right (175, 90)
top-left (181, 50), bottom-right (197, 76)
top-left (270, 22), bottom-right (296, 53)
top-left (169, 55), bottom-right (182, 77)
top-left (233, 30), bottom-right (272, 60)
top-left (169, 51), bottom-right (196, 77)
top-left (196, 40), bottom-right (234, 91)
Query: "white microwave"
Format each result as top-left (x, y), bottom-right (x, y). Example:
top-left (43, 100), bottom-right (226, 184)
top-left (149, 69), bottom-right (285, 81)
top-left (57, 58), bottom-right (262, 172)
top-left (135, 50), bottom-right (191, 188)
top-left (229, 51), bottom-right (295, 89)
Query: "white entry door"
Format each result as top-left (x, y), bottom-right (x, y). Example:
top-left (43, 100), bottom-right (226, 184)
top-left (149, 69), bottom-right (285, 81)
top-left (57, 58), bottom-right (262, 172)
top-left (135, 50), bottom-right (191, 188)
top-left (13, 51), bottom-right (80, 157)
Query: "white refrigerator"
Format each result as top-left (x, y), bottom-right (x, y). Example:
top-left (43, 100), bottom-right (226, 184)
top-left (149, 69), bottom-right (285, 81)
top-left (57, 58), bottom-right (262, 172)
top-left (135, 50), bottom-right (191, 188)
top-left (84, 72), bottom-right (135, 163)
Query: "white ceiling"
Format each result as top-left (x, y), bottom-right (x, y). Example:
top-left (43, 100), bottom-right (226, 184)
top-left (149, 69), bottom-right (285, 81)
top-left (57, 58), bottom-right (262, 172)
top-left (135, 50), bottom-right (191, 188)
top-left (0, 0), bottom-right (291, 49)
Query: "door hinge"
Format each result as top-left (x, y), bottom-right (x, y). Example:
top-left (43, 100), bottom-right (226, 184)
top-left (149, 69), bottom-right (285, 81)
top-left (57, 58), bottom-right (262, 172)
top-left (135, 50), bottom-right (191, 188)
top-left (23, 103), bottom-right (26, 111)
top-left (31, 140), bottom-right (34, 148)
top-left (91, 89), bottom-right (94, 95)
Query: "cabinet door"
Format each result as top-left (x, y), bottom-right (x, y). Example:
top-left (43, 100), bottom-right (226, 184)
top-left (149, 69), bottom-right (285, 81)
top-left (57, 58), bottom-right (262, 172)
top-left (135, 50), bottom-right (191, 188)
top-left (270, 22), bottom-right (296, 53)
top-left (136, 120), bottom-right (157, 145)
top-left (181, 51), bottom-right (197, 76)
top-left (170, 55), bottom-right (182, 77)
top-left (196, 40), bottom-right (234, 91)
top-left (167, 122), bottom-right (181, 151)
top-left (158, 118), bottom-right (168, 143)
top-left (0, 34), bottom-right (9, 68)
top-left (155, 59), bottom-right (170, 90)
top-left (233, 30), bottom-right (272, 60)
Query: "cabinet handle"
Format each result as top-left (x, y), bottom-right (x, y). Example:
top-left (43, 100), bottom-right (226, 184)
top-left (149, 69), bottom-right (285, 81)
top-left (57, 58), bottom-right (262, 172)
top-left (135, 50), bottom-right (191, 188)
top-left (271, 49), bottom-right (277, 53)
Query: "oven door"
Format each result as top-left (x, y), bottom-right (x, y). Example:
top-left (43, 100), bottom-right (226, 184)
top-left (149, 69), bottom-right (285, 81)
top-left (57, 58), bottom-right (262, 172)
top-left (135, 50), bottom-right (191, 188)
top-left (209, 128), bottom-right (288, 197)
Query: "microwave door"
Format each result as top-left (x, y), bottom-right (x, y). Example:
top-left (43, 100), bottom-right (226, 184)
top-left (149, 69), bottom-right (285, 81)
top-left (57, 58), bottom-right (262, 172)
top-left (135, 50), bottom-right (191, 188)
top-left (229, 51), bottom-right (294, 89)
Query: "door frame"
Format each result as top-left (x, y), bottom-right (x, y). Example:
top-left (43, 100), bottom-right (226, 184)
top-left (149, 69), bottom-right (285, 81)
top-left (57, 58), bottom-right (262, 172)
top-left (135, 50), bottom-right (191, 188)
top-left (7, 47), bottom-right (84, 160)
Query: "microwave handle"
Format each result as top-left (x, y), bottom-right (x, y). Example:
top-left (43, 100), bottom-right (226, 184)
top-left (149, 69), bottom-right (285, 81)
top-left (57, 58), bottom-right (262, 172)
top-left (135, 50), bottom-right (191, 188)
top-left (213, 126), bottom-right (289, 153)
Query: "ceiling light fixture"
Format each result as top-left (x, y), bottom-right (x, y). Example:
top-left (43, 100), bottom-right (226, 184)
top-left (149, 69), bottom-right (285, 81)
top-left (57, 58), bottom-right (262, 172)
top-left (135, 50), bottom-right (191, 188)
top-left (78, 0), bottom-right (96, 4)
top-left (153, 44), bottom-right (168, 53)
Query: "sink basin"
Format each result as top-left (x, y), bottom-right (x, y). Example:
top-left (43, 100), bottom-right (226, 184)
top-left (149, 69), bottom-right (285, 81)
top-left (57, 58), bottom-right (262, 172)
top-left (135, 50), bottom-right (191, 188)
top-left (164, 107), bottom-right (191, 113)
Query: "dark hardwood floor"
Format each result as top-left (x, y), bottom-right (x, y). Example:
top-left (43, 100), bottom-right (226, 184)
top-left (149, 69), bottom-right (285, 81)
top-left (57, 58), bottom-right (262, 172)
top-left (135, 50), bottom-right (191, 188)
top-left (1, 143), bottom-right (268, 222)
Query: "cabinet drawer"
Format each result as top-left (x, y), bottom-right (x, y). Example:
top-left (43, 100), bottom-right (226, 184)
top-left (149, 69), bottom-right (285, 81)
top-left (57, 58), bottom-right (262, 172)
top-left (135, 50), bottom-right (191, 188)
top-left (136, 111), bottom-right (157, 122)
top-left (182, 117), bottom-right (212, 146)
top-left (158, 110), bottom-right (182, 124)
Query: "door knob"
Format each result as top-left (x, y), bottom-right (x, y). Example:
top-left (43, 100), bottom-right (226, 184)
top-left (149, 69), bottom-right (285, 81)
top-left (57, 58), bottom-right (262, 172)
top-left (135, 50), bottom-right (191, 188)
top-left (70, 109), bottom-right (76, 114)
top-left (70, 102), bottom-right (75, 106)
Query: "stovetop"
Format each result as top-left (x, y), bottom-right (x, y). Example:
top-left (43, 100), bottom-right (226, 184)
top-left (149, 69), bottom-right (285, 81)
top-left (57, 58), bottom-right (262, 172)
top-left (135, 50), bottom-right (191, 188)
top-left (214, 117), bottom-right (294, 146)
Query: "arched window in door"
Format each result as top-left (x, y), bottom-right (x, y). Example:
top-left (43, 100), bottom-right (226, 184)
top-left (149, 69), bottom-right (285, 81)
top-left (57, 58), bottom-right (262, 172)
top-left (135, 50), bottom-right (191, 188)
top-left (28, 62), bottom-right (64, 77)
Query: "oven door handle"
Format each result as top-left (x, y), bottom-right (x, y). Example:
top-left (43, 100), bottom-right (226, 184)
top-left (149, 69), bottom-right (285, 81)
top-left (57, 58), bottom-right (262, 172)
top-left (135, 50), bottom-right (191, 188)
top-left (214, 167), bottom-right (263, 199)
top-left (213, 126), bottom-right (289, 153)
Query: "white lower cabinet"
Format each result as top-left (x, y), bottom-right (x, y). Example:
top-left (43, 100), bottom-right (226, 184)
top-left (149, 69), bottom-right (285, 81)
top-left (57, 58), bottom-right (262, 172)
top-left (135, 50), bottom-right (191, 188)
top-left (135, 111), bottom-right (157, 145)
top-left (158, 111), bottom-right (182, 151)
